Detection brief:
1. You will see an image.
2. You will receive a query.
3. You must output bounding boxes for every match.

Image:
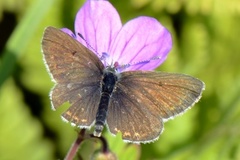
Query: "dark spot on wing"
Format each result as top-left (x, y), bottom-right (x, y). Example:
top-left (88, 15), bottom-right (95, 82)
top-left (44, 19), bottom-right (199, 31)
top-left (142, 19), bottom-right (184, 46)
top-left (71, 51), bottom-right (77, 56)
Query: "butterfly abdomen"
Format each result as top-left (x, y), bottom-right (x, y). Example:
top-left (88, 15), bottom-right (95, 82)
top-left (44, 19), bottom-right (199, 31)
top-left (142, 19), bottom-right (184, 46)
top-left (94, 68), bottom-right (118, 137)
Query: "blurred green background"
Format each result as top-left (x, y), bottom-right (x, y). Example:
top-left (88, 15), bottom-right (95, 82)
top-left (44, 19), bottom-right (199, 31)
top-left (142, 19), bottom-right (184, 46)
top-left (0, 0), bottom-right (240, 159)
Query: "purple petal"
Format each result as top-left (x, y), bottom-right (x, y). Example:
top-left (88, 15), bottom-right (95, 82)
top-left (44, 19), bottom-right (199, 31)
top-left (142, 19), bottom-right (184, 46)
top-left (61, 28), bottom-right (76, 38)
top-left (109, 16), bottom-right (172, 71)
top-left (74, 0), bottom-right (122, 57)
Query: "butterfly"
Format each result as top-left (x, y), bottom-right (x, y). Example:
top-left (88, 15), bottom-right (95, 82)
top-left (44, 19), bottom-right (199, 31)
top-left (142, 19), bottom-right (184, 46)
top-left (42, 26), bottom-right (205, 143)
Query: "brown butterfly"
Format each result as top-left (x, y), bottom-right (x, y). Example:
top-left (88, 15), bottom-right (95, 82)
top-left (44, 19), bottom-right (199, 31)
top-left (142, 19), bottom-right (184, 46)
top-left (42, 26), bottom-right (205, 143)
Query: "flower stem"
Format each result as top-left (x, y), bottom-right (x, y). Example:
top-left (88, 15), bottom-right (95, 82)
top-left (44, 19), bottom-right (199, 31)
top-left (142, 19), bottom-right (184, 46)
top-left (90, 134), bottom-right (109, 153)
top-left (64, 129), bottom-right (86, 160)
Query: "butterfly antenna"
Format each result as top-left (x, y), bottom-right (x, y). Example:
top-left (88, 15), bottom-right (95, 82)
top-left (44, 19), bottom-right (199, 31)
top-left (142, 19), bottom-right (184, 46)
top-left (118, 56), bottom-right (162, 71)
top-left (77, 33), bottom-right (101, 57)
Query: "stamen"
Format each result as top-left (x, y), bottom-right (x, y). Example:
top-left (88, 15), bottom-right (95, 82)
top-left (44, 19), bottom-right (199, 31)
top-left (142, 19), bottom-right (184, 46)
top-left (100, 52), bottom-right (109, 61)
top-left (113, 62), bottom-right (119, 68)
top-left (100, 52), bottom-right (111, 67)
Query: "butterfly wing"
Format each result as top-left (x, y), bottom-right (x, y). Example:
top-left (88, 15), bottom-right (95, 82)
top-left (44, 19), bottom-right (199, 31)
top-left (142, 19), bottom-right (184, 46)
top-left (107, 71), bottom-right (204, 143)
top-left (42, 27), bottom-right (104, 127)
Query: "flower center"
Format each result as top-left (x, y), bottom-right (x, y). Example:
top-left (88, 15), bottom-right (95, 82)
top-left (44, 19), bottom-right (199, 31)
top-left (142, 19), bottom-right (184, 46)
top-left (99, 51), bottom-right (162, 73)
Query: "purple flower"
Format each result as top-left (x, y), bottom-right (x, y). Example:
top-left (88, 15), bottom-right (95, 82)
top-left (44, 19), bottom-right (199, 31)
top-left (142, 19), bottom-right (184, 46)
top-left (62, 0), bottom-right (172, 72)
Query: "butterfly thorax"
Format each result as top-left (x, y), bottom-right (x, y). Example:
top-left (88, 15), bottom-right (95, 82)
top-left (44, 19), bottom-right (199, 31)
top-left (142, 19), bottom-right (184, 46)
top-left (94, 66), bottom-right (118, 137)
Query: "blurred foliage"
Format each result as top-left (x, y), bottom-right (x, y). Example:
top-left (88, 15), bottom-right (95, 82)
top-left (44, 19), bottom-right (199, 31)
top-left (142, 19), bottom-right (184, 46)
top-left (0, 0), bottom-right (240, 159)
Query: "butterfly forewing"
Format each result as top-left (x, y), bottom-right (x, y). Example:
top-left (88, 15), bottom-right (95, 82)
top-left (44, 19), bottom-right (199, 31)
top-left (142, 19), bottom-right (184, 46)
top-left (42, 27), bottom-right (104, 127)
top-left (107, 71), bottom-right (204, 142)
top-left (42, 27), bottom-right (104, 83)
